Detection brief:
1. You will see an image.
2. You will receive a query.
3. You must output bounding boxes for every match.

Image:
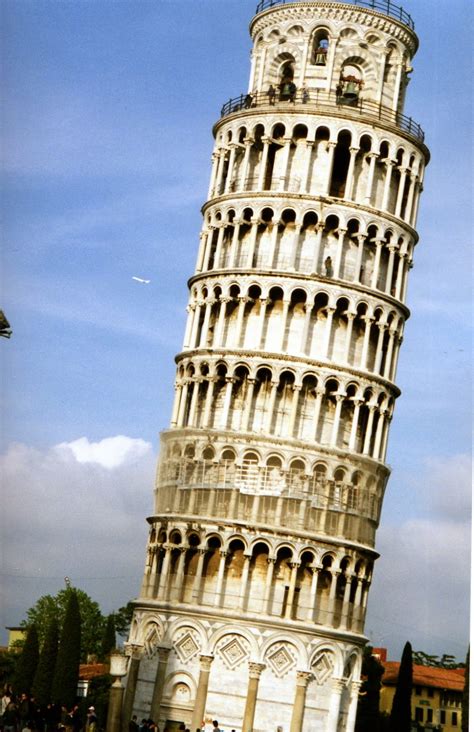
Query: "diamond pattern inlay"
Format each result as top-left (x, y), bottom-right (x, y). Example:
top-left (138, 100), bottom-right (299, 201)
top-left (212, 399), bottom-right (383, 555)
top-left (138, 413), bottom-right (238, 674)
top-left (217, 636), bottom-right (249, 670)
top-left (312, 651), bottom-right (334, 685)
top-left (266, 643), bottom-right (296, 678)
top-left (174, 631), bottom-right (200, 662)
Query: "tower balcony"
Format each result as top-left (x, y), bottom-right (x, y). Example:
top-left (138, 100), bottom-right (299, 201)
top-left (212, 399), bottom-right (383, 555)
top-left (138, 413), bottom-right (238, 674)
top-left (219, 89), bottom-right (425, 144)
top-left (254, 0), bottom-right (414, 31)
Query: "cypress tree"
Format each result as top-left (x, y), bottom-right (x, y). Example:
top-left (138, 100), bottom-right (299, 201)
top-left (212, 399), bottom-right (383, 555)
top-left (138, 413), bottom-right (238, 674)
top-left (100, 615), bottom-right (116, 660)
top-left (51, 589), bottom-right (82, 707)
top-left (461, 647), bottom-right (469, 732)
top-left (13, 624), bottom-right (40, 694)
top-left (32, 616), bottom-right (59, 705)
top-left (389, 641), bottom-right (413, 732)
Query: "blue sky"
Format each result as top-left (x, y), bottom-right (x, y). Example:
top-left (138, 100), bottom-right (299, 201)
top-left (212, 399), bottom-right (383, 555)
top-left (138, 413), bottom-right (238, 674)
top-left (1, 0), bottom-right (471, 662)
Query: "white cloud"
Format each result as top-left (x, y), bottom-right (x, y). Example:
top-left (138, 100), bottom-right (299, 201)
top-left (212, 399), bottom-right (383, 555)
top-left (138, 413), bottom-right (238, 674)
top-left (56, 435), bottom-right (152, 469)
top-left (366, 453), bottom-right (471, 660)
top-left (0, 438), bottom-right (156, 633)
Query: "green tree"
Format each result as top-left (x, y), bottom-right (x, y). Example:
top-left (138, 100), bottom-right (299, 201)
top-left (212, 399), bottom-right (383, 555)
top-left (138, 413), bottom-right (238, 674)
top-left (32, 616), bottom-right (59, 705)
top-left (13, 624), bottom-right (40, 694)
top-left (462, 647), bottom-right (469, 732)
top-left (389, 641), bottom-right (413, 732)
top-left (23, 587), bottom-right (105, 662)
top-left (113, 602), bottom-right (134, 638)
top-left (100, 615), bottom-right (116, 659)
top-left (355, 646), bottom-right (384, 732)
top-left (51, 590), bottom-right (81, 707)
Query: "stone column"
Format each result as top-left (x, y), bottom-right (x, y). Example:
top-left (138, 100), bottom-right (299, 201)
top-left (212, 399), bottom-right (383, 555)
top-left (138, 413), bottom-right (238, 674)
top-left (214, 149), bottom-right (227, 195)
top-left (370, 239), bottom-right (385, 289)
top-left (234, 296), bottom-right (248, 347)
top-left (257, 137), bottom-right (271, 189)
top-left (263, 557), bottom-right (275, 613)
top-left (384, 245), bottom-right (397, 294)
top-left (344, 146), bottom-right (359, 200)
top-left (150, 647), bottom-right (171, 723)
top-left (289, 222), bottom-right (302, 269)
top-left (322, 306), bottom-right (336, 359)
top-left (239, 555), bottom-right (251, 609)
top-left (359, 315), bottom-right (374, 370)
top-left (362, 406), bottom-right (376, 455)
top-left (327, 569), bottom-right (339, 624)
top-left (157, 544), bottom-right (172, 597)
top-left (289, 671), bottom-right (313, 732)
top-left (392, 61), bottom-right (404, 111)
top-left (278, 299), bottom-right (291, 352)
top-left (187, 378), bottom-right (201, 427)
top-left (220, 377), bottom-right (235, 429)
top-left (353, 234), bottom-right (365, 284)
top-left (327, 678), bottom-right (345, 732)
top-left (364, 152), bottom-right (378, 204)
top-left (224, 145), bottom-right (237, 194)
top-left (284, 562), bottom-right (300, 619)
top-left (348, 399), bottom-right (363, 451)
top-left (404, 173), bottom-right (417, 222)
top-left (214, 550), bottom-right (227, 607)
top-left (300, 302), bottom-right (313, 354)
top-left (373, 322), bottom-right (387, 374)
top-left (242, 378), bottom-right (256, 431)
top-left (330, 394), bottom-right (344, 447)
top-left (264, 380), bottom-right (279, 433)
top-left (373, 409), bottom-right (386, 460)
top-left (121, 644), bottom-right (144, 732)
top-left (279, 138), bottom-right (292, 191)
top-left (323, 141), bottom-right (337, 195)
top-left (346, 680), bottom-right (363, 732)
top-left (106, 678), bottom-right (125, 732)
top-left (191, 655), bottom-right (214, 732)
top-left (198, 298), bottom-right (214, 348)
top-left (242, 662), bottom-right (266, 732)
top-left (246, 218), bottom-right (260, 268)
top-left (215, 296), bottom-right (229, 347)
top-left (381, 159), bottom-right (396, 212)
top-left (230, 220), bottom-right (242, 267)
top-left (191, 549), bottom-right (206, 602)
top-left (170, 384), bottom-right (181, 427)
top-left (382, 329), bottom-right (396, 380)
top-left (268, 217), bottom-right (280, 267)
top-left (239, 138), bottom-right (253, 191)
top-left (343, 311), bottom-right (356, 363)
top-left (394, 253), bottom-right (406, 300)
top-left (256, 297), bottom-right (270, 348)
top-left (288, 384), bottom-right (301, 438)
top-left (301, 141), bottom-right (314, 193)
top-left (190, 300), bottom-right (204, 348)
top-left (307, 565), bottom-right (320, 622)
top-left (312, 388), bottom-right (325, 441)
top-left (182, 303), bottom-right (195, 349)
top-left (394, 167), bottom-right (408, 218)
top-left (207, 153), bottom-right (219, 200)
top-left (202, 377), bottom-right (216, 428)
top-left (333, 227), bottom-right (346, 279)
top-left (310, 223), bottom-right (324, 273)
top-left (213, 224), bottom-right (226, 268)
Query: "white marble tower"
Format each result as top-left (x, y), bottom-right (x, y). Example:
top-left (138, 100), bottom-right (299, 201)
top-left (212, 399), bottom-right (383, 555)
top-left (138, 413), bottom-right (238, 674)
top-left (124, 2), bottom-right (429, 731)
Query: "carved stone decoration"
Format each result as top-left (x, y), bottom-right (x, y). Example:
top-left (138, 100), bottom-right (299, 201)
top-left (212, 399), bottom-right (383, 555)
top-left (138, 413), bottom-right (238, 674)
top-left (312, 650), bottom-right (335, 685)
top-left (174, 630), bottom-right (200, 663)
top-left (144, 624), bottom-right (162, 659)
top-left (216, 634), bottom-right (250, 670)
top-left (266, 642), bottom-right (297, 678)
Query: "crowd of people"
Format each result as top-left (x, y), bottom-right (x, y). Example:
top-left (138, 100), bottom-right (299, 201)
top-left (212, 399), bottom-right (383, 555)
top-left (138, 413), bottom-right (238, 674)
top-left (1, 688), bottom-right (97, 732)
top-left (129, 718), bottom-right (233, 732)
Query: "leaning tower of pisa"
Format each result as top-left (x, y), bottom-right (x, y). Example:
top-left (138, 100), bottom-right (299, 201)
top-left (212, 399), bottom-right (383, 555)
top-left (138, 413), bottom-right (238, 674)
top-left (124, 2), bottom-right (429, 731)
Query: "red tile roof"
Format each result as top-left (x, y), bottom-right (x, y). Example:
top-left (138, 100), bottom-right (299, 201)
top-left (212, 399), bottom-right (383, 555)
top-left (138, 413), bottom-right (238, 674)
top-left (382, 661), bottom-right (465, 692)
top-left (79, 663), bottom-right (109, 680)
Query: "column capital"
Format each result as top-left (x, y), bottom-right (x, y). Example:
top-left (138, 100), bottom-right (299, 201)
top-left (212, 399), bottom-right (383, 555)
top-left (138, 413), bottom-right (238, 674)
top-left (157, 646), bottom-right (171, 663)
top-left (331, 677), bottom-right (346, 692)
top-left (349, 146), bottom-right (360, 155)
top-left (124, 642), bottom-right (144, 660)
top-left (248, 661), bottom-right (266, 679)
top-left (199, 654), bottom-right (214, 672)
top-left (295, 670), bottom-right (313, 687)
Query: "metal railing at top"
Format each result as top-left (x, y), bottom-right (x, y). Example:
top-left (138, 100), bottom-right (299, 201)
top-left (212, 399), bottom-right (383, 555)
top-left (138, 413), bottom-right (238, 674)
top-left (219, 89), bottom-right (424, 143)
top-left (254, 0), bottom-right (414, 30)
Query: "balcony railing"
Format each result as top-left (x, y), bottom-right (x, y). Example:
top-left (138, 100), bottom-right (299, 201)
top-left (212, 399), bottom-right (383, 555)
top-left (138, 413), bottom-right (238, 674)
top-left (219, 89), bottom-right (424, 143)
top-left (254, 0), bottom-right (414, 31)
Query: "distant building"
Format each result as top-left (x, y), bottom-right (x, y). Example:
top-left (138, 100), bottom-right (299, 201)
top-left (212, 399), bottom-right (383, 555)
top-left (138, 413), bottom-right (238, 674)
top-left (379, 656), bottom-right (465, 731)
top-left (5, 626), bottom-right (26, 650)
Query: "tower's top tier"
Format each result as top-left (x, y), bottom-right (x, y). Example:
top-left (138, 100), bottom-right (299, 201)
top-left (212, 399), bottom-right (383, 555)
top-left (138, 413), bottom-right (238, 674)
top-left (249, 0), bottom-right (419, 119)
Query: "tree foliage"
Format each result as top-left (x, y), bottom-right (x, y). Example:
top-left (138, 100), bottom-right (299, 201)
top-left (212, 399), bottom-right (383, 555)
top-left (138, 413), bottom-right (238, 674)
top-left (412, 650), bottom-right (464, 669)
top-left (355, 646), bottom-right (384, 732)
top-left (100, 615), bottom-right (116, 659)
top-left (23, 587), bottom-right (105, 662)
top-left (113, 602), bottom-right (134, 638)
top-left (389, 641), bottom-right (413, 732)
top-left (13, 624), bottom-right (40, 694)
top-left (51, 590), bottom-right (81, 708)
top-left (32, 616), bottom-right (59, 705)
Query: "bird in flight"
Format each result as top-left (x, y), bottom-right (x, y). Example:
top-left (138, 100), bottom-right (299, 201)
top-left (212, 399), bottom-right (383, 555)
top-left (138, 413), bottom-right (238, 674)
top-left (132, 276), bottom-right (151, 284)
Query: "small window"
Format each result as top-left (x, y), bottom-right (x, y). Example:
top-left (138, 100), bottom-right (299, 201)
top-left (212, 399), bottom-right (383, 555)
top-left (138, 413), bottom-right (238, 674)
top-left (415, 685), bottom-right (422, 696)
top-left (440, 710), bottom-right (446, 724)
top-left (452, 711), bottom-right (458, 726)
top-left (427, 687), bottom-right (434, 698)
top-left (415, 708), bottom-right (423, 722)
top-left (427, 708), bottom-right (433, 723)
